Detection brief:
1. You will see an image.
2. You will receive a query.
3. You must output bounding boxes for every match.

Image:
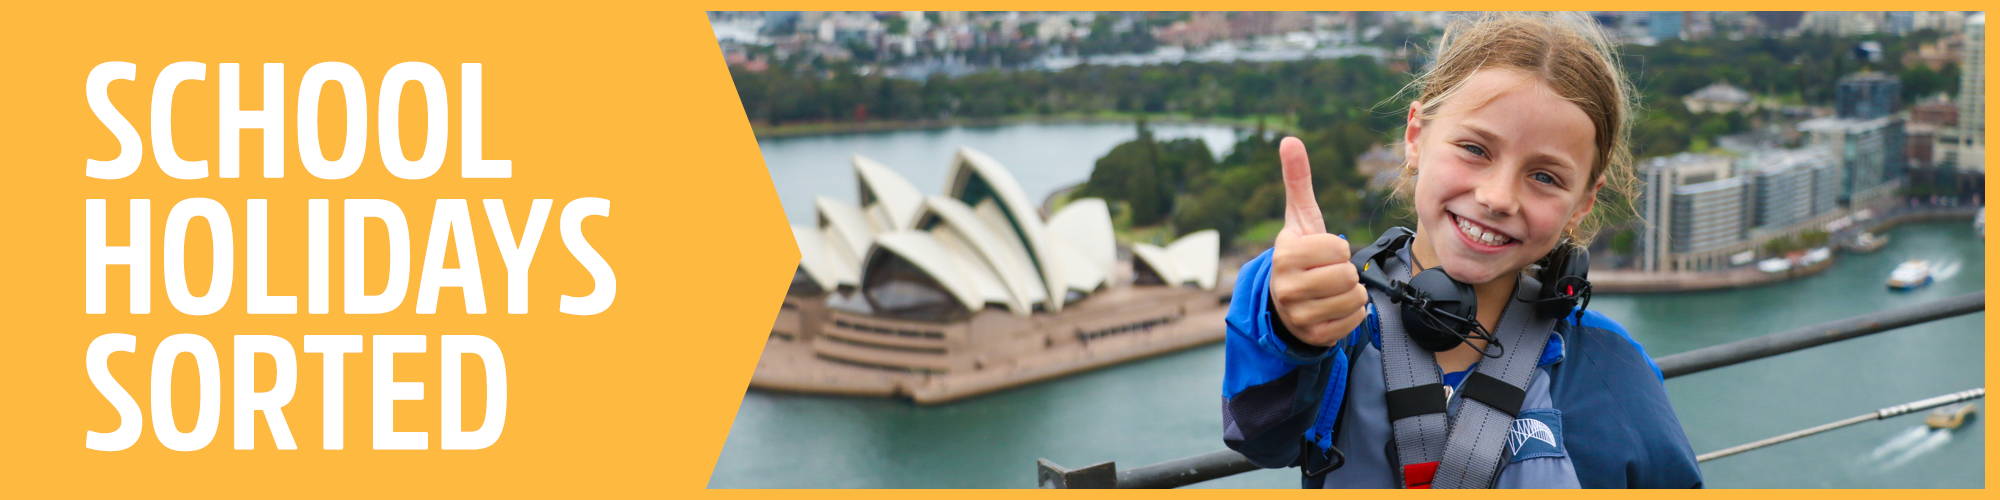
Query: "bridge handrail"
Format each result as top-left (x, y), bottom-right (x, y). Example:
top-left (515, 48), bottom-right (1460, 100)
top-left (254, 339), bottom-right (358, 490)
top-left (1037, 291), bottom-right (1985, 488)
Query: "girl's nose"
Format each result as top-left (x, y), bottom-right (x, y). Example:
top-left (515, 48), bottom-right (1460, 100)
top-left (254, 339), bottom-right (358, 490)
top-left (1472, 165), bottom-right (1522, 217)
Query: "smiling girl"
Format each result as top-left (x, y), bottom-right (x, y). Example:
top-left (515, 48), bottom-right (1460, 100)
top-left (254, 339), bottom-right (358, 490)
top-left (1221, 13), bottom-right (1702, 488)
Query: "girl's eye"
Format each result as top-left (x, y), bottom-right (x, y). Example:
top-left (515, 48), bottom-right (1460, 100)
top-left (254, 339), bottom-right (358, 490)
top-left (1531, 172), bottom-right (1559, 185)
top-left (1459, 143), bottom-right (1487, 157)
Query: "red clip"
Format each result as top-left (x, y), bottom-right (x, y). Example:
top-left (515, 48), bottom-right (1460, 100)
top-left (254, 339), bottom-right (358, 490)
top-left (1403, 461), bottom-right (1440, 489)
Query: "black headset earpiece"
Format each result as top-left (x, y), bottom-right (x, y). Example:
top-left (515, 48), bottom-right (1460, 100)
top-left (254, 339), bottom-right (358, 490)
top-left (1400, 267), bottom-right (1484, 353)
top-left (1522, 242), bottom-right (1593, 323)
top-left (1350, 228), bottom-right (1503, 358)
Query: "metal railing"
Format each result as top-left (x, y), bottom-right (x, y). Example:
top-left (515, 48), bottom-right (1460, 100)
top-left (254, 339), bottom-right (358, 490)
top-left (1036, 291), bottom-right (1985, 488)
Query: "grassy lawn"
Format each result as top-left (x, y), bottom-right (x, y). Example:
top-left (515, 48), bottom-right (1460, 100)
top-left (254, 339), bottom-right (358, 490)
top-left (1235, 219), bottom-right (1285, 248)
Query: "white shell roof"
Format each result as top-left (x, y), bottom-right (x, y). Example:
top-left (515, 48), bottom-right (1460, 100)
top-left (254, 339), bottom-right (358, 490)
top-left (865, 231), bottom-right (987, 312)
top-left (1131, 243), bottom-right (1179, 285)
top-left (790, 225), bottom-right (842, 292)
top-left (1046, 238), bottom-right (1107, 293)
top-left (945, 147), bottom-right (1071, 311)
top-left (853, 155), bottom-right (924, 232)
top-left (792, 146), bottom-right (1225, 315)
top-left (915, 195), bottom-right (1048, 314)
top-left (1044, 198), bottom-right (1118, 278)
top-left (1167, 230), bottom-right (1221, 290)
top-left (815, 196), bottom-right (872, 271)
top-left (1131, 230), bottom-right (1222, 290)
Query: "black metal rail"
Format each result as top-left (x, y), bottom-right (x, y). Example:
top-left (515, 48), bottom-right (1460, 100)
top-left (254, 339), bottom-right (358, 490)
top-left (1036, 291), bottom-right (1984, 488)
top-left (1654, 292), bottom-right (1984, 378)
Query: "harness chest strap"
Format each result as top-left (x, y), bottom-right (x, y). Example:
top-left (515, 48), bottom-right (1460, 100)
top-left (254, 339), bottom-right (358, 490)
top-left (1368, 254), bottom-right (1447, 486)
top-left (1430, 276), bottom-right (1555, 488)
top-left (1366, 247), bottom-right (1553, 488)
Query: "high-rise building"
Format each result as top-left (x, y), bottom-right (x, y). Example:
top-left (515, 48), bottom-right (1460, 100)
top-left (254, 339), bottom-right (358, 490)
top-left (1638, 153), bottom-right (1747, 272)
top-left (1745, 147), bottom-right (1841, 230)
top-left (1669, 177), bottom-right (1751, 254)
top-left (1799, 115), bottom-right (1906, 205)
top-left (1836, 72), bottom-right (1900, 120)
top-left (1957, 13), bottom-right (1985, 171)
top-left (1637, 147), bottom-right (1848, 273)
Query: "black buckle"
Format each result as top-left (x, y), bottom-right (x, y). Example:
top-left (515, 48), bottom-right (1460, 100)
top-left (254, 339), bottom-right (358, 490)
top-left (1301, 436), bottom-right (1347, 478)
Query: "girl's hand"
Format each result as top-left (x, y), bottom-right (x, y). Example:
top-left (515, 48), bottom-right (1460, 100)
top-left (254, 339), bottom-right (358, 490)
top-left (1269, 137), bottom-right (1371, 347)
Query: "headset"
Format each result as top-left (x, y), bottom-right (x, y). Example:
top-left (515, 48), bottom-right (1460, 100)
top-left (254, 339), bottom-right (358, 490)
top-left (1347, 227), bottom-right (1592, 358)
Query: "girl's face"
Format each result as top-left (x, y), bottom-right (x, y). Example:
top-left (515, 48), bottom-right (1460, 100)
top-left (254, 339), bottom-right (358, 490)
top-left (1404, 69), bottom-right (1602, 285)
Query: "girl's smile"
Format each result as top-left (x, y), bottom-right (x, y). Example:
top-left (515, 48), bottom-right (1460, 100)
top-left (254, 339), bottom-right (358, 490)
top-left (1405, 69), bottom-right (1600, 286)
top-left (1447, 210), bottom-right (1519, 251)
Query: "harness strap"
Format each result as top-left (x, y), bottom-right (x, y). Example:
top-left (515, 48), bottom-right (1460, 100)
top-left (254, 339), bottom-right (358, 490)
top-left (1362, 236), bottom-right (1450, 486)
top-left (1353, 228), bottom-right (1555, 489)
top-left (1430, 276), bottom-right (1556, 488)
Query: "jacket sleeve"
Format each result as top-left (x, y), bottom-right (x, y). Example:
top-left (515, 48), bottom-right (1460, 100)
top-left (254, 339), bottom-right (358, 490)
top-left (1221, 248), bottom-right (1358, 469)
top-left (1556, 312), bottom-right (1706, 488)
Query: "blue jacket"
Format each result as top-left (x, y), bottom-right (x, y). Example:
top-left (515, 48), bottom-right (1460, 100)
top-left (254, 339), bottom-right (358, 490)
top-left (1222, 248), bottom-right (1704, 488)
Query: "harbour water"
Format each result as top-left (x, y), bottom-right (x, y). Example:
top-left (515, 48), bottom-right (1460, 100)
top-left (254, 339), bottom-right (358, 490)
top-left (721, 123), bottom-right (1985, 488)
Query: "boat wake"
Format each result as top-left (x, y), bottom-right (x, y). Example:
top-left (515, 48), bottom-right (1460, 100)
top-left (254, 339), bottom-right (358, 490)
top-left (1862, 426), bottom-right (1952, 470)
top-left (1930, 261), bottom-right (1963, 282)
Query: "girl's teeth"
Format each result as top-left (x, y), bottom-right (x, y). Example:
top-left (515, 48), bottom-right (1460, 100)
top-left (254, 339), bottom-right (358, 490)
top-left (1457, 216), bottom-right (1511, 246)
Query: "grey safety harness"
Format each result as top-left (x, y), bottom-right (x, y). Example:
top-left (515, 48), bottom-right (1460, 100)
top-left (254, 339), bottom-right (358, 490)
top-left (1352, 228), bottom-right (1557, 489)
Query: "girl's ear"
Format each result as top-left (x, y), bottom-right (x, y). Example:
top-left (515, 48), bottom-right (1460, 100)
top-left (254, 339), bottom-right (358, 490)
top-left (1568, 175), bottom-right (1606, 231)
top-left (1403, 101), bottom-right (1424, 166)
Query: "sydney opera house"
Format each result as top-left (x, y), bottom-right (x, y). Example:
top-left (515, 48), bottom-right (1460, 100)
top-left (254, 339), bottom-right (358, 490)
top-left (759, 147), bottom-right (1232, 404)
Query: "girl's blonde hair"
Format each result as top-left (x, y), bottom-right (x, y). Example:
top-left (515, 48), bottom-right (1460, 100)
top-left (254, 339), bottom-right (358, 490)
top-left (1390, 12), bottom-right (1638, 245)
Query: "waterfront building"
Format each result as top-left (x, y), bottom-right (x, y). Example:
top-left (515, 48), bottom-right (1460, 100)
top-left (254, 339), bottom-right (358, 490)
top-left (1906, 122), bottom-right (1938, 169)
top-left (1955, 13), bottom-right (1985, 171)
top-left (1743, 147), bottom-right (1844, 243)
top-left (1669, 177), bottom-right (1751, 255)
top-left (1639, 153), bottom-right (1749, 272)
top-left (1638, 147), bottom-right (1849, 273)
top-left (1798, 114), bottom-right (1905, 206)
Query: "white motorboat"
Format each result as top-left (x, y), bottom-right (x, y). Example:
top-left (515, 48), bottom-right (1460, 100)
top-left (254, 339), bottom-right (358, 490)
top-left (1886, 260), bottom-right (1933, 290)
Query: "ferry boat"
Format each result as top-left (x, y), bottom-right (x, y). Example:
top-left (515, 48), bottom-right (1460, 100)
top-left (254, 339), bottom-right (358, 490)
top-left (1846, 232), bottom-right (1889, 253)
top-left (1885, 260), bottom-right (1933, 290)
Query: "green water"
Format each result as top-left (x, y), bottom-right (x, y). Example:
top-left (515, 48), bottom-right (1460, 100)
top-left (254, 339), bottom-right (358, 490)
top-left (722, 123), bottom-right (1984, 488)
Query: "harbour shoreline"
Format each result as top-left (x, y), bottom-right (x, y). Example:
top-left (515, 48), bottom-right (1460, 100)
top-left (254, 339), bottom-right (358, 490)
top-left (1592, 206), bottom-right (1982, 293)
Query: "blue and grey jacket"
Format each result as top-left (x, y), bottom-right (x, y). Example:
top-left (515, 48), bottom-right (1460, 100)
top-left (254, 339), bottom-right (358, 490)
top-left (1222, 248), bottom-right (1704, 488)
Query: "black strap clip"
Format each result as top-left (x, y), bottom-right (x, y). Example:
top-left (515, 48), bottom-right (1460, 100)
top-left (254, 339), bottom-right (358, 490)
top-left (1301, 436), bottom-right (1347, 478)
